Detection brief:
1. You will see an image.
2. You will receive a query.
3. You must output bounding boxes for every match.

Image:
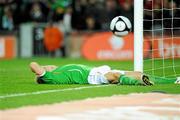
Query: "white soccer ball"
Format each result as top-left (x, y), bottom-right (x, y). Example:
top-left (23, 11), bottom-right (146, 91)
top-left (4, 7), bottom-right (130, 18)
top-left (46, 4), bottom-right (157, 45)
top-left (110, 16), bottom-right (132, 37)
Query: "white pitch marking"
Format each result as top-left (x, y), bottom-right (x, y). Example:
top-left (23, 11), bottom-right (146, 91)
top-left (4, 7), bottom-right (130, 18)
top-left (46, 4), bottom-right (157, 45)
top-left (158, 98), bottom-right (180, 105)
top-left (0, 85), bottom-right (111, 99)
top-left (37, 116), bottom-right (64, 120)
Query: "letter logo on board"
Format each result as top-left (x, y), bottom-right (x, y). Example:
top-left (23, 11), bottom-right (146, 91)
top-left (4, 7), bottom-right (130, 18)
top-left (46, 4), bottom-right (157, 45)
top-left (82, 32), bottom-right (150, 60)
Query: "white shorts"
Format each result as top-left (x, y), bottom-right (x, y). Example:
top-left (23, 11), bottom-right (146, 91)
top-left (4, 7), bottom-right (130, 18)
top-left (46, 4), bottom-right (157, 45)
top-left (87, 65), bottom-right (125, 85)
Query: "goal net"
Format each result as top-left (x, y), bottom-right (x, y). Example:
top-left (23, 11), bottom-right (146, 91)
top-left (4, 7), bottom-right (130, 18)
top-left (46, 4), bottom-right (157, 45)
top-left (142, 0), bottom-right (180, 78)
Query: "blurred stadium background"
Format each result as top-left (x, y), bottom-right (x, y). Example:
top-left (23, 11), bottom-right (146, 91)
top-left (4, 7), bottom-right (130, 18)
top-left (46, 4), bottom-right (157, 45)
top-left (1, 0), bottom-right (134, 59)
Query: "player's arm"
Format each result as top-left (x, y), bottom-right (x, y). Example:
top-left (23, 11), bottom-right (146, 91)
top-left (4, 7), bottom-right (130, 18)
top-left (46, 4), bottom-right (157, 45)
top-left (30, 62), bottom-right (45, 76)
top-left (41, 65), bottom-right (58, 72)
top-left (30, 62), bottom-right (56, 84)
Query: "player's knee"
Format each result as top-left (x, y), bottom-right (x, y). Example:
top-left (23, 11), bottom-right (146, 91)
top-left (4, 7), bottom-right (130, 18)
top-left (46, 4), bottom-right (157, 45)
top-left (105, 72), bottom-right (120, 81)
top-left (113, 72), bottom-right (121, 79)
top-left (134, 71), bottom-right (143, 75)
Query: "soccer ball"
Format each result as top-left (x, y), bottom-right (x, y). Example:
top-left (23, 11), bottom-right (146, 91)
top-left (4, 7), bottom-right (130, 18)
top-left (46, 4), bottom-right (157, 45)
top-left (110, 16), bottom-right (132, 37)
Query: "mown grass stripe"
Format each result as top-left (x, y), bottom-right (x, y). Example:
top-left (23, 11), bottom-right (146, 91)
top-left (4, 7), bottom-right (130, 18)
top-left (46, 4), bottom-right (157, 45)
top-left (0, 85), bottom-right (111, 99)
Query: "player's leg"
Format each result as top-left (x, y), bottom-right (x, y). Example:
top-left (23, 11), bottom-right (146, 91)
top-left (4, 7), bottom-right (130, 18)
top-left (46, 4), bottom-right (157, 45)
top-left (124, 71), bottom-right (142, 80)
top-left (104, 72), bottom-right (145, 85)
top-left (149, 75), bottom-right (177, 84)
top-left (88, 65), bottom-right (148, 85)
top-left (104, 71), bottom-right (153, 85)
top-left (124, 71), bottom-right (153, 85)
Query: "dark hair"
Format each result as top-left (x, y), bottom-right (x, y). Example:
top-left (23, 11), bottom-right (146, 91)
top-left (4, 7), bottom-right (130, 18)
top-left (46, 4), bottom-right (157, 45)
top-left (36, 77), bottom-right (45, 84)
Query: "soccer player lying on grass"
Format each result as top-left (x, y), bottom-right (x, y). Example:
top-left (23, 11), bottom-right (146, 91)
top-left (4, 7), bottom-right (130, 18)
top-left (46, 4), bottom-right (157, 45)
top-left (30, 62), bottom-right (179, 85)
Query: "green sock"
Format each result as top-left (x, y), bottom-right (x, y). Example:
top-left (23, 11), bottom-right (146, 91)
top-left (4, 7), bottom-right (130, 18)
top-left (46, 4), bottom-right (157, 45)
top-left (149, 76), bottom-right (176, 84)
top-left (118, 75), bottom-right (142, 85)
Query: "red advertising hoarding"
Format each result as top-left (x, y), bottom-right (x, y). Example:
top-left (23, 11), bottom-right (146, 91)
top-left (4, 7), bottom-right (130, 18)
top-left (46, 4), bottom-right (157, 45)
top-left (82, 32), bottom-right (180, 60)
top-left (151, 37), bottom-right (180, 58)
top-left (0, 36), bottom-right (16, 59)
top-left (82, 32), bottom-right (149, 60)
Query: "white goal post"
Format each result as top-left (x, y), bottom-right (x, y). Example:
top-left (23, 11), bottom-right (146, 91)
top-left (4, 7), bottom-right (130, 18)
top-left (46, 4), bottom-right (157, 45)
top-left (134, 0), bottom-right (180, 78)
top-left (134, 0), bottom-right (144, 72)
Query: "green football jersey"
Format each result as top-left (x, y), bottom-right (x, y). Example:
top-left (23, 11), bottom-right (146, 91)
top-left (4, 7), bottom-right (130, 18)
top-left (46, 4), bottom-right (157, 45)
top-left (41, 64), bottom-right (92, 84)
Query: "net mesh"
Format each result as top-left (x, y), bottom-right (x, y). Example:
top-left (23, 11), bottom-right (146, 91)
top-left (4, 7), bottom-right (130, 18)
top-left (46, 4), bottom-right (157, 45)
top-left (143, 0), bottom-right (180, 78)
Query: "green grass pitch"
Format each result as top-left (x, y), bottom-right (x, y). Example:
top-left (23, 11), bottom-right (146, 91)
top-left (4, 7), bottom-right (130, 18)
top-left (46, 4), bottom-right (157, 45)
top-left (0, 58), bottom-right (180, 110)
